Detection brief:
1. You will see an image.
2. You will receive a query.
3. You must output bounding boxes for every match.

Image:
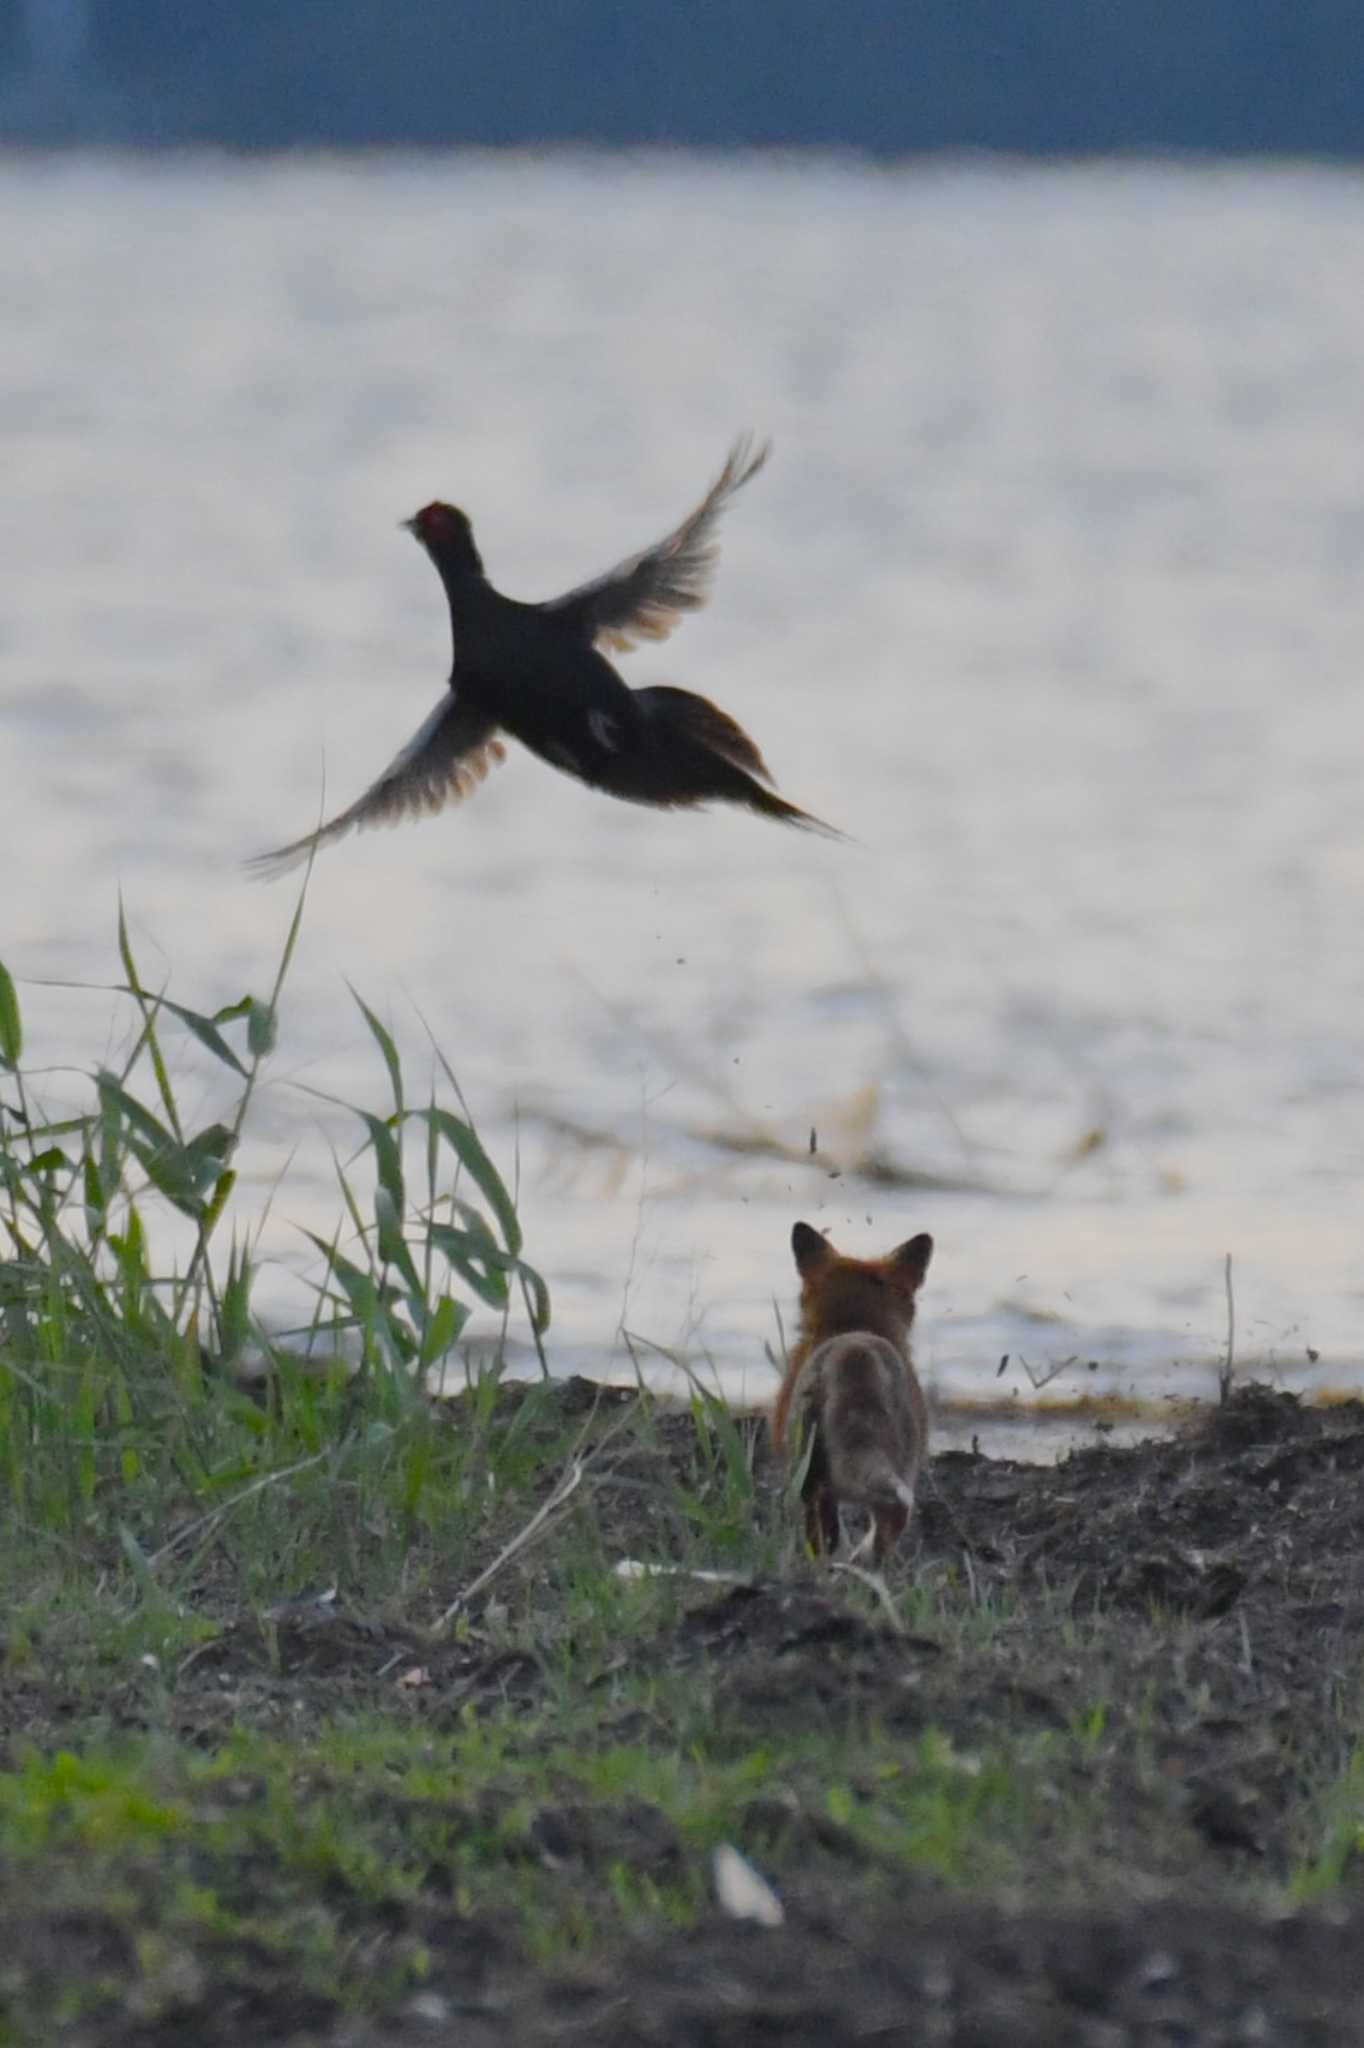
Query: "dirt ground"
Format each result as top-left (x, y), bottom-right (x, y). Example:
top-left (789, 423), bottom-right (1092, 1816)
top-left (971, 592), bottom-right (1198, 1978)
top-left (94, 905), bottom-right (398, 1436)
top-left (8, 1382), bottom-right (1364, 2044)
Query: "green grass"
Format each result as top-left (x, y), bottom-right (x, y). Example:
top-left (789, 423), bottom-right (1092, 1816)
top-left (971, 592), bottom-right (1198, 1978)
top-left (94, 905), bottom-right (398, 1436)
top-left (1289, 1739), bottom-right (1364, 1902)
top-left (0, 1693), bottom-right (1095, 2020)
top-left (0, 900), bottom-right (553, 1596)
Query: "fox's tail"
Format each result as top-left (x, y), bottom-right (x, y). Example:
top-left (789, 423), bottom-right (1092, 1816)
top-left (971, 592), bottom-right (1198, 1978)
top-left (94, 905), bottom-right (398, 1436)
top-left (869, 1471), bottom-right (917, 1516)
top-left (846, 1474), bottom-right (917, 1565)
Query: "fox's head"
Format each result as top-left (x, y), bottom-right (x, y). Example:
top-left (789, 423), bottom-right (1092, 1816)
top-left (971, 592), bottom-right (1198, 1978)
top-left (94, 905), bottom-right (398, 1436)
top-left (790, 1221), bottom-right (933, 1338)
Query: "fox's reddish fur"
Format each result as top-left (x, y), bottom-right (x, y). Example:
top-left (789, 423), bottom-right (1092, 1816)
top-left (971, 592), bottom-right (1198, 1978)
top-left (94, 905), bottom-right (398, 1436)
top-left (771, 1222), bottom-right (933, 1563)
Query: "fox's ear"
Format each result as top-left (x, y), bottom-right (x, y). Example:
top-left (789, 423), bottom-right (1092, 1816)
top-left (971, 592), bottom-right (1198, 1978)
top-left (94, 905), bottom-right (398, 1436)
top-left (791, 1221), bottom-right (834, 1277)
top-left (891, 1232), bottom-right (933, 1289)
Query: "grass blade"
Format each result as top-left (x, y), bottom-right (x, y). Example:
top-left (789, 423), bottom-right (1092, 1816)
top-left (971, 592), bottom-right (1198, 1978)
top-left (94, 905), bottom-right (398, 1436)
top-left (422, 1108), bottom-right (522, 1257)
top-left (0, 960), bottom-right (22, 1069)
top-left (349, 987), bottom-right (404, 1118)
top-left (116, 895), bottom-right (184, 1142)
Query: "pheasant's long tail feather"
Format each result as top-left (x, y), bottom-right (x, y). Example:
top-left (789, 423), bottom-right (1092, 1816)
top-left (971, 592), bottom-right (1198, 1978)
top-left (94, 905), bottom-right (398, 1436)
top-left (634, 684), bottom-right (844, 838)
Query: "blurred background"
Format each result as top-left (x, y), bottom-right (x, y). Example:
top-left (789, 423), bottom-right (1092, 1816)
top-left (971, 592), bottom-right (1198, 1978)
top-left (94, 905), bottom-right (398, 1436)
top-left (3, 3), bottom-right (1362, 1427)
top-left (3, 2), bottom-right (1363, 152)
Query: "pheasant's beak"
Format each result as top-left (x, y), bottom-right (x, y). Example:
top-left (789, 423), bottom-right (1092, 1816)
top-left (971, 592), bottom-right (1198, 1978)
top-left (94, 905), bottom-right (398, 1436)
top-left (399, 516), bottom-right (419, 534)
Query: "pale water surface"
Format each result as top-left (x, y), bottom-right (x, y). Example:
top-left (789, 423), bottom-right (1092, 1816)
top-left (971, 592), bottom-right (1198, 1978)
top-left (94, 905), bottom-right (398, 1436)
top-left (4, 154), bottom-right (1363, 1417)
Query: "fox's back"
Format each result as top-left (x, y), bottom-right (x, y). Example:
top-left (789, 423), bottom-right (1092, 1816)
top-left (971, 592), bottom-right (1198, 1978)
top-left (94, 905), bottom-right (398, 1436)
top-left (799, 1333), bottom-right (927, 1507)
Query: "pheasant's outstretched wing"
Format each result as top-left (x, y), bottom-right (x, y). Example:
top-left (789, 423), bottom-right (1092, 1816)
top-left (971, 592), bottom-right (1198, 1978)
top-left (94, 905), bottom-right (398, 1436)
top-left (540, 437), bottom-right (769, 653)
top-left (246, 696), bottom-right (505, 880)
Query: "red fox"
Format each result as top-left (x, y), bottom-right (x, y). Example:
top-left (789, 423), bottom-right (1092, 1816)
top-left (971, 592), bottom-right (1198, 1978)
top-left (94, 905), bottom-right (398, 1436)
top-left (771, 1221), bottom-right (933, 1563)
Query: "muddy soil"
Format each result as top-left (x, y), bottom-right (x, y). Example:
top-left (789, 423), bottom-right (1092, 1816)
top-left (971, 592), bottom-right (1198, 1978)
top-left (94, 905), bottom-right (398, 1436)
top-left (9, 1383), bottom-right (1364, 2045)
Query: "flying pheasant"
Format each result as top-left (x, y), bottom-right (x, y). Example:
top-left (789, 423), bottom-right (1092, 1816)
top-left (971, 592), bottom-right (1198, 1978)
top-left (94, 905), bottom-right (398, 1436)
top-left (248, 438), bottom-right (837, 877)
